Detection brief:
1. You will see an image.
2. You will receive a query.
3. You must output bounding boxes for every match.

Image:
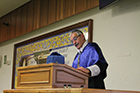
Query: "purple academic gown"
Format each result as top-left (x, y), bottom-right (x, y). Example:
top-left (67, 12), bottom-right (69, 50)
top-left (72, 42), bottom-right (108, 89)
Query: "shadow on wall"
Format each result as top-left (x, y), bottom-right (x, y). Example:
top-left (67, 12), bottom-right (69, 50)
top-left (111, 0), bottom-right (140, 17)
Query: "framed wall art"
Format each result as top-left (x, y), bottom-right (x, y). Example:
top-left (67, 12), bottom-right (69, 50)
top-left (12, 19), bottom-right (93, 89)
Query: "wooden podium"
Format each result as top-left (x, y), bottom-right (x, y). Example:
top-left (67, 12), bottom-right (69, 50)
top-left (4, 63), bottom-right (140, 93)
top-left (16, 63), bottom-right (89, 89)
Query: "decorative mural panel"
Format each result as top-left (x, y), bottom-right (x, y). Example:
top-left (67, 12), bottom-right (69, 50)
top-left (12, 19), bottom-right (93, 89)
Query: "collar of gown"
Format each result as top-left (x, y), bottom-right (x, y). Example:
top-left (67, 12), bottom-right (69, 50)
top-left (77, 40), bottom-right (88, 53)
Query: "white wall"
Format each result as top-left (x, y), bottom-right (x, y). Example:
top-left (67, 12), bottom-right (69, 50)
top-left (0, 0), bottom-right (140, 92)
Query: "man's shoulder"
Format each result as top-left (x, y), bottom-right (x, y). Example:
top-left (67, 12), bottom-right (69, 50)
top-left (84, 42), bottom-right (101, 52)
top-left (87, 42), bottom-right (98, 47)
top-left (85, 42), bottom-right (96, 50)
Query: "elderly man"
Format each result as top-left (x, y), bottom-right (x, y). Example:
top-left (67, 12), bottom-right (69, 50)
top-left (70, 30), bottom-right (108, 89)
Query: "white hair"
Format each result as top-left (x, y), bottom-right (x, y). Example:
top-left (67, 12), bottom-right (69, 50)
top-left (69, 30), bottom-right (83, 37)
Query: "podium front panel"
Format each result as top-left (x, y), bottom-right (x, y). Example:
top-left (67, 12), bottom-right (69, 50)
top-left (16, 63), bottom-right (88, 89)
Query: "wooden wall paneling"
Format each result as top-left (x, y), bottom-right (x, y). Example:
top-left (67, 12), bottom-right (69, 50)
top-left (2, 15), bottom-right (7, 41)
top-left (10, 11), bottom-right (16, 39)
top-left (0, 18), bottom-right (4, 42)
top-left (33, 0), bottom-right (41, 30)
top-left (40, 0), bottom-right (49, 28)
top-left (0, 19), bottom-right (2, 43)
top-left (87, 0), bottom-right (99, 10)
top-left (0, 0), bottom-right (99, 43)
top-left (20, 4), bottom-right (28, 35)
top-left (1, 16), bottom-right (6, 41)
top-left (1, 15), bottom-right (10, 41)
top-left (48, 0), bottom-right (57, 24)
top-left (64, 0), bottom-right (75, 18)
top-left (6, 14), bottom-right (12, 41)
top-left (75, 0), bottom-right (87, 14)
top-left (15, 8), bottom-right (22, 37)
top-left (26, 1), bottom-right (34, 33)
top-left (56, 0), bottom-right (65, 21)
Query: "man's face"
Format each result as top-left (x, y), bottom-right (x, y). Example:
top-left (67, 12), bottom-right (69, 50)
top-left (70, 32), bottom-right (85, 49)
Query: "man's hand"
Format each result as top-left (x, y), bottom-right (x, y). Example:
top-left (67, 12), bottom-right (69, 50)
top-left (77, 67), bottom-right (90, 74)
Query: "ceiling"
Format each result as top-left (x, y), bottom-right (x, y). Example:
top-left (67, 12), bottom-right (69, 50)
top-left (0, 0), bottom-right (30, 18)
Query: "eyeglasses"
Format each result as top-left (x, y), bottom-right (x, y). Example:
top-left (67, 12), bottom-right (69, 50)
top-left (71, 34), bottom-right (81, 43)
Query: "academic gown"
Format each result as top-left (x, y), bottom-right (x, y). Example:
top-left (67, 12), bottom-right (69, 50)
top-left (72, 42), bottom-right (108, 89)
